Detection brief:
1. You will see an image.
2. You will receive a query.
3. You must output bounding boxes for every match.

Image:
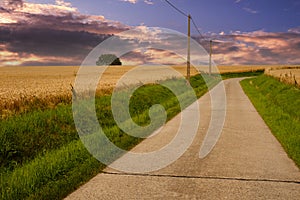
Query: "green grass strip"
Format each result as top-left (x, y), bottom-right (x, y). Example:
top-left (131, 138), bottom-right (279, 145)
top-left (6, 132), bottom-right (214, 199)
top-left (241, 75), bottom-right (300, 168)
top-left (221, 69), bottom-right (264, 80)
top-left (1, 140), bottom-right (102, 200)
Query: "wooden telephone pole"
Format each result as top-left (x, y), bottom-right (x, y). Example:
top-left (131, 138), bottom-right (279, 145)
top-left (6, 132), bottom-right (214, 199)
top-left (187, 14), bottom-right (191, 83)
top-left (209, 40), bottom-right (212, 75)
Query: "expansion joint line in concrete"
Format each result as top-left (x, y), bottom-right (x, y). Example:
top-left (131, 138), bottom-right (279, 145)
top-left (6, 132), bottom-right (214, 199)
top-left (101, 171), bottom-right (300, 185)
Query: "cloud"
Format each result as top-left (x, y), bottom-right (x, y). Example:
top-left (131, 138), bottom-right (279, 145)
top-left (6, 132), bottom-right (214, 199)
top-left (0, 0), bottom-right (129, 33)
top-left (121, 0), bottom-right (138, 4)
top-left (120, 0), bottom-right (154, 5)
top-left (193, 29), bottom-right (300, 65)
top-left (243, 7), bottom-right (259, 14)
top-left (144, 0), bottom-right (154, 5)
top-left (0, 1), bottom-right (299, 66)
top-left (0, 0), bottom-right (24, 11)
top-left (0, 0), bottom-right (129, 66)
top-left (235, 0), bottom-right (242, 3)
top-left (288, 27), bottom-right (300, 34)
top-left (0, 25), bottom-right (114, 66)
top-left (121, 48), bottom-right (185, 66)
top-left (55, 0), bottom-right (72, 7)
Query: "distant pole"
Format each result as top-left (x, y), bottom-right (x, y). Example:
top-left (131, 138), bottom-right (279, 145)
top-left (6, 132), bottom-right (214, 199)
top-left (209, 40), bottom-right (212, 75)
top-left (187, 14), bottom-right (191, 83)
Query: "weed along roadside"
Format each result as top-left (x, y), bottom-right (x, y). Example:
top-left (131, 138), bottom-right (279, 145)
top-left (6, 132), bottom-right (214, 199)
top-left (0, 71), bottom-right (263, 200)
top-left (241, 75), bottom-right (300, 168)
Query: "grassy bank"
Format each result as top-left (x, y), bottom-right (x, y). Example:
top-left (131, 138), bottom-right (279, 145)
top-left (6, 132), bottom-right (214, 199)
top-left (241, 75), bottom-right (300, 168)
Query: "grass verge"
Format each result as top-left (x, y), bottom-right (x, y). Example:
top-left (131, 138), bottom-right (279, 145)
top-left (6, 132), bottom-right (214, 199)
top-left (241, 75), bottom-right (300, 168)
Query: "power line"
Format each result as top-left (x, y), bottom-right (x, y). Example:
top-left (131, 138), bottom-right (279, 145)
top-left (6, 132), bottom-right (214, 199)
top-left (190, 16), bottom-right (207, 41)
top-left (164, 0), bottom-right (188, 17)
top-left (163, 0), bottom-right (208, 41)
top-left (163, 0), bottom-right (212, 79)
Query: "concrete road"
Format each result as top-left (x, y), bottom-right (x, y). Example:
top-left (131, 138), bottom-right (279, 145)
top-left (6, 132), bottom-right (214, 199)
top-left (65, 78), bottom-right (300, 199)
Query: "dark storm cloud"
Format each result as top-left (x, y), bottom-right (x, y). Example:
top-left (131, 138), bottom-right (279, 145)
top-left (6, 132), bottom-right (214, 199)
top-left (0, 25), bottom-right (111, 57)
top-left (18, 12), bottom-right (127, 35)
top-left (0, 0), bottom-right (129, 66)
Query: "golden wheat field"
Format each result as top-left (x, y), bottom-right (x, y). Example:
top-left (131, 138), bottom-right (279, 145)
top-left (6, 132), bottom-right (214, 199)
top-left (0, 64), bottom-right (290, 118)
top-left (265, 66), bottom-right (300, 86)
top-left (0, 65), bottom-right (198, 117)
top-left (0, 65), bottom-right (194, 102)
top-left (0, 65), bottom-right (267, 102)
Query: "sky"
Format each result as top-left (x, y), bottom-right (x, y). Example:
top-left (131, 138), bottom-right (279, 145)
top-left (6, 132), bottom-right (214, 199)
top-left (0, 0), bottom-right (300, 66)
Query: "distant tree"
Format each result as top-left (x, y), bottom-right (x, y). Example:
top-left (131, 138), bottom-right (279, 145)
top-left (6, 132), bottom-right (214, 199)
top-left (96, 54), bottom-right (122, 66)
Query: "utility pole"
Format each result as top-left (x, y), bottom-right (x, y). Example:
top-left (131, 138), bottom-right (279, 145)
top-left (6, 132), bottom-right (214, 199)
top-left (209, 40), bottom-right (212, 75)
top-left (187, 14), bottom-right (191, 83)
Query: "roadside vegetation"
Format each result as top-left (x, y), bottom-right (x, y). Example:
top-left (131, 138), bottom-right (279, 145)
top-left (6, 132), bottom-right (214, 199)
top-left (241, 75), bottom-right (300, 168)
top-left (221, 70), bottom-right (264, 79)
top-left (0, 70), bottom-right (263, 200)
